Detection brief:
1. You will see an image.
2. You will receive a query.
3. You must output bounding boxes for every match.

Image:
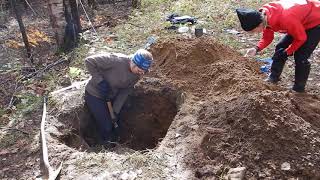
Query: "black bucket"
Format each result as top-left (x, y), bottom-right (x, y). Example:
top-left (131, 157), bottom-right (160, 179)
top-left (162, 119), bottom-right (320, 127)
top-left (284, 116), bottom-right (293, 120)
top-left (195, 28), bottom-right (204, 37)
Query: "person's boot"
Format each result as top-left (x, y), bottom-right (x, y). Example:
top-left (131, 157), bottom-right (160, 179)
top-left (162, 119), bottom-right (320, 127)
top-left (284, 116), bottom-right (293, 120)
top-left (292, 64), bottom-right (310, 93)
top-left (264, 75), bottom-right (280, 83)
top-left (98, 131), bottom-right (117, 148)
top-left (264, 53), bottom-right (287, 84)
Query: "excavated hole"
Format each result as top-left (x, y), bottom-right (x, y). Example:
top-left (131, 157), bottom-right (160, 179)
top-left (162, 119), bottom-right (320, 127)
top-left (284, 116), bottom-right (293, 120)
top-left (58, 86), bottom-right (178, 151)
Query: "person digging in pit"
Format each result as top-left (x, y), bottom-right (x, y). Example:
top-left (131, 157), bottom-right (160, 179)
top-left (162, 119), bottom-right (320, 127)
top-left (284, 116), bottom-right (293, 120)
top-left (236, 0), bottom-right (320, 92)
top-left (84, 49), bottom-right (153, 146)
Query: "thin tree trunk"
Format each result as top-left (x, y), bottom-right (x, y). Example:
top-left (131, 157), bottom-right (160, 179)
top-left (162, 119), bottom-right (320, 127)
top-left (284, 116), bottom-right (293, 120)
top-left (11, 0), bottom-right (32, 62)
top-left (69, 0), bottom-right (81, 34)
top-left (63, 0), bottom-right (80, 51)
top-left (48, 0), bottom-right (80, 52)
top-left (132, 0), bottom-right (140, 8)
top-left (48, 0), bottom-right (66, 49)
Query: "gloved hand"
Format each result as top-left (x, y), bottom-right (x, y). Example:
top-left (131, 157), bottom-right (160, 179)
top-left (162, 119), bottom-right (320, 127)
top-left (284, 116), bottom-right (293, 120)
top-left (245, 47), bottom-right (257, 57)
top-left (112, 113), bottom-right (120, 128)
top-left (97, 80), bottom-right (110, 98)
top-left (272, 48), bottom-right (289, 61)
top-left (113, 113), bottom-right (122, 141)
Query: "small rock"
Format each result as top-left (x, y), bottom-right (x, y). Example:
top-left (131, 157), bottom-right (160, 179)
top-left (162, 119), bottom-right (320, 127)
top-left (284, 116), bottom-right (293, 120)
top-left (143, 77), bottom-right (161, 85)
top-left (137, 169), bottom-right (142, 175)
top-left (120, 171), bottom-right (137, 180)
top-left (308, 162), bottom-right (314, 167)
top-left (258, 172), bottom-right (266, 178)
top-left (88, 47), bottom-right (96, 55)
top-left (178, 26), bottom-right (189, 33)
top-left (224, 29), bottom-right (240, 35)
top-left (120, 172), bottom-right (130, 180)
top-left (226, 167), bottom-right (246, 180)
top-left (78, 174), bottom-right (93, 180)
top-left (195, 165), bottom-right (215, 178)
top-left (175, 133), bottom-right (181, 138)
top-left (281, 162), bottom-right (291, 171)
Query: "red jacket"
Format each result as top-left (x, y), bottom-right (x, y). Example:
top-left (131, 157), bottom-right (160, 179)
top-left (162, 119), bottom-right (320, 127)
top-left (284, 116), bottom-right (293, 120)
top-left (257, 0), bottom-right (320, 55)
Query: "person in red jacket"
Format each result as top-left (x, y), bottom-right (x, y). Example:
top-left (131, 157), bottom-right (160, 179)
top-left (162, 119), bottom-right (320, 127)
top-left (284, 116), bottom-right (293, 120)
top-left (236, 0), bottom-right (320, 92)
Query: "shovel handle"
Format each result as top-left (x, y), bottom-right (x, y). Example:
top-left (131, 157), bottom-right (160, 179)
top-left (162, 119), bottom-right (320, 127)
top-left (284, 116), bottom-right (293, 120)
top-left (107, 101), bottom-right (118, 128)
top-left (107, 101), bottom-right (116, 119)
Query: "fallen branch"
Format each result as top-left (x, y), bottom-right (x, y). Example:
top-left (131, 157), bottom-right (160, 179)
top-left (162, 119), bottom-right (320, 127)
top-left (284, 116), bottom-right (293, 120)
top-left (7, 81), bottom-right (19, 109)
top-left (23, 0), bottom-right (46, 20)
top-left (81, 21), bottom-right (111, 32)
top-left (40, 97), bottom-right (62, 180)
top-left (127, 22), bottom-right (144, 28)
top-left (0, 127), bottom-right (29, 135)
top-left (21, 58), bottom-right (68, 81)
top-left (50, 78), bottom-right (90, 96)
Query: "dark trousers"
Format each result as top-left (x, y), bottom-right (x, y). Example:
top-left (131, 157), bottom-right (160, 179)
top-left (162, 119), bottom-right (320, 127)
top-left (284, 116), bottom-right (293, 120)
top-left (271, 25), bottom-right (320, 90)
top-left (84, 91), bottom-right (113, 142)
top-left (275, 25), bottom-right (320, 66)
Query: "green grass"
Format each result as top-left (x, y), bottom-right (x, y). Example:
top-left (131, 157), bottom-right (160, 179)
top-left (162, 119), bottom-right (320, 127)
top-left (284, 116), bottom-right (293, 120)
top-left (15, 93), bottom-right (42, 115)
top-left (111, 0), bottom-right (272, 53)
top-left (0, 131), bottom-right (26, 149)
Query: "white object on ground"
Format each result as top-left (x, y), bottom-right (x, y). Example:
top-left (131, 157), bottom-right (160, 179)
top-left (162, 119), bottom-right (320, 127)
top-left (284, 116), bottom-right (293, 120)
top-left (178, 26), bottom-right (189, 33)
top-left (226, 167), bottom-right (246, 180)
top-left (281, 162), bottom-right (291, 171)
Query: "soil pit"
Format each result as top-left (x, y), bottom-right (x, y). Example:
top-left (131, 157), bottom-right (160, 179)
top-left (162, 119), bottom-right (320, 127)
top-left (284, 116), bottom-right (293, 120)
top-left (46, 37), bottom-right (320, 179)
top-left (58, 85), bottom-right (178, 151)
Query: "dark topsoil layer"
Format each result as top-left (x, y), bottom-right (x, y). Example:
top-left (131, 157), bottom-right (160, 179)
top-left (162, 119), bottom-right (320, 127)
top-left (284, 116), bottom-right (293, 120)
top-left (150, 37), bottom-right (320, 179)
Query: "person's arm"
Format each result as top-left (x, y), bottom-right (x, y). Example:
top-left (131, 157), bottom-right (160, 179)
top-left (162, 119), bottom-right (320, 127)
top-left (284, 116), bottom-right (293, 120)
top-left (112, 88), bottom-right (133, 114)
top-left (85, 53), bottom-right (114, 83)
top-left (284, 20), bottom-right (307, 55)
top-left (112, 79), bottom-right (138, 114)
top-left (256, 28), bottom-right (275, 51)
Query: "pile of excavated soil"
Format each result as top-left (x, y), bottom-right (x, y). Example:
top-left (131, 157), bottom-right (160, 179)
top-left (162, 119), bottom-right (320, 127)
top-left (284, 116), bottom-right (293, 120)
top-left (150, 37), bottom-right (320, 179)
top-left (150, 37), bottom-right (280, 98)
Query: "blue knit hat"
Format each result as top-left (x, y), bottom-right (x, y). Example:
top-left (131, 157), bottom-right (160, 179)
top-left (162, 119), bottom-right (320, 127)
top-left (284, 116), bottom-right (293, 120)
top-left (132, 50), bottom-right (152, 71)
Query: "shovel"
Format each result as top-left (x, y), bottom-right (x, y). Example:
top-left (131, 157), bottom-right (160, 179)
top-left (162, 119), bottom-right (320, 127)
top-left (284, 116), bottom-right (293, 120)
top-left (144, 36), bottom-right (157, 49)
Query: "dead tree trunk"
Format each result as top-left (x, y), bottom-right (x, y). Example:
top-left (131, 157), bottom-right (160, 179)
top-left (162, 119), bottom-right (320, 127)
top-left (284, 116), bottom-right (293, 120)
top-left (48, 0), bottom-right (81, 52)
top-left (69, 0), bottom-right (81, 32)
top-left (132, 0), bottom-right (141, 8)
top-left (63, 0), bottom-right (81, 51)
top-left (10, 0), bottom-right (32, 62)
top-left (48, 0), bottom-right (66, 50)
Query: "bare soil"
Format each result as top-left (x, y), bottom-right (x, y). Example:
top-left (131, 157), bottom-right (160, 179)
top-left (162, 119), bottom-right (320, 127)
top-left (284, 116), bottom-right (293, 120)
top-left (2, 20), bottom-right (320, 180)
top-left (22, 37), bottom-right (319, 179)
top-left (150, 37), bottom-right (320, 179)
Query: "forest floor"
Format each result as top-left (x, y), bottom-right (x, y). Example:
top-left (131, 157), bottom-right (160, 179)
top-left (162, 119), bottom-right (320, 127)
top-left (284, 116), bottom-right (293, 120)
top-left (1, 0), bottom-right (320, 179)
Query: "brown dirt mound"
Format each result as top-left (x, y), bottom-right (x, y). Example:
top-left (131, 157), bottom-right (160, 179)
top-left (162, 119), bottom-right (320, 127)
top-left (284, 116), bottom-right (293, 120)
top-left (195, 92), bottom-right (320, 178)
top-left (150, 37), bottom-right (279, 98)
top-left (150, 37), bottom-right (320, 179)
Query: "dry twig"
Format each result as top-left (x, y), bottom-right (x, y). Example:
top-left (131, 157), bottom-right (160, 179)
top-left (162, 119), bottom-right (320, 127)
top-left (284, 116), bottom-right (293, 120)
top-left (40, 97), bottom-right (62, 180)
top-left (21, 58), bottom-right (68, 81)
top-left (0, 127), bottom-right (29, 135)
